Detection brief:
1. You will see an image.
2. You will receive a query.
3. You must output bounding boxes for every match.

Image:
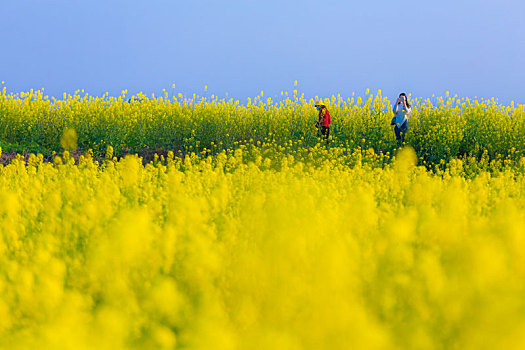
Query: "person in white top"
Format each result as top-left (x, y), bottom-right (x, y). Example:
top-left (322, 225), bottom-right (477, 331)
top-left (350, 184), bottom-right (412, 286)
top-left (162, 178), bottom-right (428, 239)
top-left (390, 92), bottom-right (412, 144)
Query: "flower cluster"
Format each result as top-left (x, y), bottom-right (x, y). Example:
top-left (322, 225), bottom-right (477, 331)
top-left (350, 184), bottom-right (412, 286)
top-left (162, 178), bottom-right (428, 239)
top-left (0, 147), bottom-right (524, 348)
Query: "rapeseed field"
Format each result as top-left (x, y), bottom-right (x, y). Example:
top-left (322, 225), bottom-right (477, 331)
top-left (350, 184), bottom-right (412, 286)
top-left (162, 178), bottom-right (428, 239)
top-left (0, 88), bottom-right (524, 349)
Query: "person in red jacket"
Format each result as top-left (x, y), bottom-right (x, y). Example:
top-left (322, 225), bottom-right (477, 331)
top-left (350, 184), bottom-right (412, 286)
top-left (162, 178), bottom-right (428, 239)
top-left (315, 100), bottom-right (331, 143)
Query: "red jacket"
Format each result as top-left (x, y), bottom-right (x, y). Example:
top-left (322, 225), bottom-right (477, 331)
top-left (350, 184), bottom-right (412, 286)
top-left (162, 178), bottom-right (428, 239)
top-left (319, 109), bottom-right (331, 127)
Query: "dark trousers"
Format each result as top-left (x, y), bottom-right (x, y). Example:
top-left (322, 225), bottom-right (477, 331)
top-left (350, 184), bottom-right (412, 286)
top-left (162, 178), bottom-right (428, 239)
top-left (318, 126), bottom-right (330, 142)
top-left (394, 122), bottom-right (408, 144)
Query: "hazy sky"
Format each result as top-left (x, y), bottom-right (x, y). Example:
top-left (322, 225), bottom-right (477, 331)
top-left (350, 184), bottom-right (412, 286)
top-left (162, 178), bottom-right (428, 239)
top-left (1, 0), bottom-right (524, 104)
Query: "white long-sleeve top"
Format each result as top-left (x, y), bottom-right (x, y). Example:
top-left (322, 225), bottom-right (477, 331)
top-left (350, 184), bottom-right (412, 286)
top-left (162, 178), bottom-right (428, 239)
top-left (393, 102), bottom-right (411, 127)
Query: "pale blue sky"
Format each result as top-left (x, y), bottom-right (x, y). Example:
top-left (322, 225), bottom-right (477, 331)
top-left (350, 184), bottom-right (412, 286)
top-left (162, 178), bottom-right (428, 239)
top-left (1, 0), bottom-right (524, 104)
